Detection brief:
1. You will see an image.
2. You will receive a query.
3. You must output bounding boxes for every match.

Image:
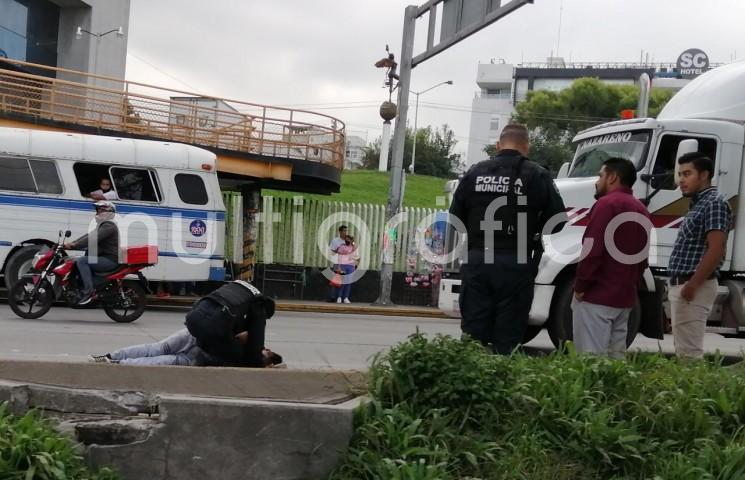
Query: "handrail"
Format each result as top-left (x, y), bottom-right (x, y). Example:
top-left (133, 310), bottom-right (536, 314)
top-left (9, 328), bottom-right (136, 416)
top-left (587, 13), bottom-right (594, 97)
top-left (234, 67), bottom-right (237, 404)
top-left (0, 58), bottom-right (346, 169)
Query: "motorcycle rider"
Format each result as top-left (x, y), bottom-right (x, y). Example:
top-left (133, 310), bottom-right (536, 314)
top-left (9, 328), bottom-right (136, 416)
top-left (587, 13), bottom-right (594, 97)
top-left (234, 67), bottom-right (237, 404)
top-left (64, 200), bottom-right (119, 305)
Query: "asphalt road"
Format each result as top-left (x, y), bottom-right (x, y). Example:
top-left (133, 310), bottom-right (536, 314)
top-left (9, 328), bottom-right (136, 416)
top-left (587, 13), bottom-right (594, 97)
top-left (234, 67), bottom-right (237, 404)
top-left (0, 305), bottom-right (743, 369)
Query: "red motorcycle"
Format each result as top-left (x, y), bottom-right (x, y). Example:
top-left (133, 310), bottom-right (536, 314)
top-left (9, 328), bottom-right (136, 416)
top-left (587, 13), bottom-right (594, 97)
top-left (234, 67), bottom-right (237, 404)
top-left (8, 230), bottom-right (157, 323)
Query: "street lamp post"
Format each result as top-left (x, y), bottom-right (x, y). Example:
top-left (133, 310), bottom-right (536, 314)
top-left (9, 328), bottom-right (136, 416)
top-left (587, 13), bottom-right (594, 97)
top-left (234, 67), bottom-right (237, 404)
top-left (408, 80), bottom-right (452, 174)
top-left (75, 26), bottom-right (124, 79)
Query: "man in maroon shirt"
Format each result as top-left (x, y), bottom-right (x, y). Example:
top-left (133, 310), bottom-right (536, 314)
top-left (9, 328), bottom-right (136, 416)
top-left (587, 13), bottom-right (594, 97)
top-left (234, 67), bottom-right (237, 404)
top-left (573, 157), bottom-right (651, 358)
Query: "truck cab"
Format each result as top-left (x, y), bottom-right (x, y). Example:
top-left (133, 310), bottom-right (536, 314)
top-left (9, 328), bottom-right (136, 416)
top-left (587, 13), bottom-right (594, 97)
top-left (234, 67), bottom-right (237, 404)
top-left (439, 60), bottom-right (745, 345)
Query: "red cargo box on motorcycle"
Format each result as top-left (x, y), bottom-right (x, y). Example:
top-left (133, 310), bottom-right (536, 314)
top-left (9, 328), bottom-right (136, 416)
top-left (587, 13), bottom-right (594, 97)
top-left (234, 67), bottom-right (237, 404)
top-left (120, 245), bottom-right (159, 265)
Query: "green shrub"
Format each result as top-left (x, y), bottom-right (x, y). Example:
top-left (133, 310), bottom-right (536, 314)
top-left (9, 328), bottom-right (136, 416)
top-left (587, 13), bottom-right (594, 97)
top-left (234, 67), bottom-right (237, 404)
top-left (0, 404), bottom-right (118, 480)
top-left (332, 333), bottom-right (745, 479)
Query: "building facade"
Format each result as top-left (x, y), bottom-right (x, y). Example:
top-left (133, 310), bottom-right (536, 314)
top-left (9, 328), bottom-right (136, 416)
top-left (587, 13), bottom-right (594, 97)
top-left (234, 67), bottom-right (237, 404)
top-left (465, 55), bottom-right (714, 167)
top-left (0, 0), bottom-right (130, 85)
top-left (344, 135), bottom-right (366, 170)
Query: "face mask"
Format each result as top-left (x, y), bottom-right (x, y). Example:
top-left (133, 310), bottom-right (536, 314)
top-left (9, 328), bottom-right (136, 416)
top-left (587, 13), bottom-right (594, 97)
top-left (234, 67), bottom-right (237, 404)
top-left (95, 211), bottom-right (115, 223)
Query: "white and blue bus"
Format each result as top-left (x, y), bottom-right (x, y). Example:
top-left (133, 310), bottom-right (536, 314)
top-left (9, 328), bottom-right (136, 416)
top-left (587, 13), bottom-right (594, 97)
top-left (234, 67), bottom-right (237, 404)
top-left (0, 127), bottom-right (227, 288)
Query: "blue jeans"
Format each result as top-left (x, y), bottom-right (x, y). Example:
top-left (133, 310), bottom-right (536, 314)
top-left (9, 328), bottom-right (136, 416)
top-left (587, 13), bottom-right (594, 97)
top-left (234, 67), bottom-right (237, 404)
top-left (109, 329), bottom-right (219, 366)
top-left (74, 255), bottom-right (118, 294)
top-left (337, 264), bottom-right (355, 300)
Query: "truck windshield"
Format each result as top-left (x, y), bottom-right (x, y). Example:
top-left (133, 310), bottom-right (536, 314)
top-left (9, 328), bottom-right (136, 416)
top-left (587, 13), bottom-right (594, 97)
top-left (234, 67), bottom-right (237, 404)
top-left (569, 130), bottom-right (651, 178)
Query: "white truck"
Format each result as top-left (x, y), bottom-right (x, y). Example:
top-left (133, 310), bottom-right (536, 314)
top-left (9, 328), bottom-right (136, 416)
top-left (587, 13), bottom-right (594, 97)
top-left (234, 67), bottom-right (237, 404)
top-left (439, 60), bottom-right (745, 345)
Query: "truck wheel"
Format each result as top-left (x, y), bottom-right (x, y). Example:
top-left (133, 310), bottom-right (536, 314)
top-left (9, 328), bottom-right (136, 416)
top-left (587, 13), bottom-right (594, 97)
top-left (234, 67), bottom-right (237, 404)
top-left (547, 281), bottom-right (574, 349)
top-left (547, 280), bottom-right (641, 350)
top-left (626, 302), bottom-right (641, 347)
top-left (4, 245), bottom-right (45, 290)
top-left (522, 325), bottom-right (542, 344)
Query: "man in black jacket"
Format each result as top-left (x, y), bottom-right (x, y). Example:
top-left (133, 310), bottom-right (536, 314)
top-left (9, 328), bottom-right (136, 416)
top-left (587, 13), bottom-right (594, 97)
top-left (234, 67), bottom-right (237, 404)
top-left (64, 200), bottom-right (119, 305)
top-left (449, 124), bottom-right (567, 354)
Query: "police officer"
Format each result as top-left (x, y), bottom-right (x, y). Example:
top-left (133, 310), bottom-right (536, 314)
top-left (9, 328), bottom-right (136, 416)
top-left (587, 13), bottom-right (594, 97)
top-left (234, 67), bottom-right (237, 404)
top-left (449, 124), bottom-right (567, 354)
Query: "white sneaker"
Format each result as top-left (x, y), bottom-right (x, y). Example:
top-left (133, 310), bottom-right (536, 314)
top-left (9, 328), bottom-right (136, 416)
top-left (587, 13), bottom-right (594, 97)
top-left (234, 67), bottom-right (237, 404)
top-left (88, 354), bottom-right (116, 364)
top-left (336, 298), bottom-right (342, 303)
top-left (343, 298), bottom-right (351, 304)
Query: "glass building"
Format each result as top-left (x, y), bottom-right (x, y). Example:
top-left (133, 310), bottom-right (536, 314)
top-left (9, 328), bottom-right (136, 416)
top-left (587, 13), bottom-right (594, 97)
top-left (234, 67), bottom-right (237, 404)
top-left (0, 0), bottom-right (60, 69)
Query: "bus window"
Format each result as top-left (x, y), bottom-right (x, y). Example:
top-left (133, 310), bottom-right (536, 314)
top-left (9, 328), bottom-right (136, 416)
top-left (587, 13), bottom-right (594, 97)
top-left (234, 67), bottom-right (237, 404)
top-left (0, 157), bottom-right (35, 192)
top-left (175, 173), bottom-right (208, 205)
top-left (73, 163), bottom-right (114, 198)
top-left (111, 167), bottom-right (162, 202)
top-left (0, 156), bottom-right (61, 194)
top-left (29, 160), bottom-right (63, 194)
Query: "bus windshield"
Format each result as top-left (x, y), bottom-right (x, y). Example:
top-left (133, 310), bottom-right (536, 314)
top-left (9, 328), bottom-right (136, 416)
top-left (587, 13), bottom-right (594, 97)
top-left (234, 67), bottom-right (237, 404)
top-left (569, 130), bottom-right (651, 178)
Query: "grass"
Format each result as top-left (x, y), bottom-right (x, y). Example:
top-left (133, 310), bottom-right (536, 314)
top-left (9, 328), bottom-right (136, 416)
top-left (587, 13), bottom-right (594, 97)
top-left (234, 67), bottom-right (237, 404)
top-left (330, 334), bottom-right (745, 479)
top-left (0, 404), bottom-right (119, 479)
top-left (263, 170), bottom-right (450, 209)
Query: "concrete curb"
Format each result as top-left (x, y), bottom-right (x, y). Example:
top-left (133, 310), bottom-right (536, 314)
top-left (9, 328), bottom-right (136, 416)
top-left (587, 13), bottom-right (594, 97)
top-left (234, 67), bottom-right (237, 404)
top-left (0, 290), bottom-right (449, 318)
top-left (0, 383), bottom-right (363, 480)
top-left (146, 295), bottom-right (449, 318)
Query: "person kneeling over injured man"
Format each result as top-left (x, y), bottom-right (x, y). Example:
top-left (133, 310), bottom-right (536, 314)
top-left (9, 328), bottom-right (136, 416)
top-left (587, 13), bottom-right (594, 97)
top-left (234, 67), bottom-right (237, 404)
top-left (89, 280), bottom-right (284, 368)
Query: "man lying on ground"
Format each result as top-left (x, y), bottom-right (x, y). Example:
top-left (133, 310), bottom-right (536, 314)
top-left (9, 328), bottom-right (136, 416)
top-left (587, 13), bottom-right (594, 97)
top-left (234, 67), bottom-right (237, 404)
top-left (90, 280), bottom-right (284, 368)
top-left (89, 328), bottom-right (283, 367)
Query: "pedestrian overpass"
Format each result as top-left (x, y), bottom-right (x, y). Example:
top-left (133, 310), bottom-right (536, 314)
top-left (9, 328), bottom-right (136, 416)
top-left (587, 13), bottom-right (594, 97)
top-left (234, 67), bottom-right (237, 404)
top-left (0, 58), bottom-right (345, 194)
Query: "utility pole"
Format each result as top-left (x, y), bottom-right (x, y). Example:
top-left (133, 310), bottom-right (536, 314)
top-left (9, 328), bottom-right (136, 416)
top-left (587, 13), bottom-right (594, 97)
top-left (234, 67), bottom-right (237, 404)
top-left (374, 0), bottom-right (533, 305)
top-left (375, 5), bottom-right (416, 305)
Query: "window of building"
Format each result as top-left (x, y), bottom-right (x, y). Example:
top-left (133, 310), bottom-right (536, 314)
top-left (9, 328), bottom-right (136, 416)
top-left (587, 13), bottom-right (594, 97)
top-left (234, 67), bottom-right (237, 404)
top-left (175, 173), bottom-right (208, 205)
top-left (0, 156), bottom-right (61, 194)
top-left (489, 115), bottom-right (500, 131)
top-left (0, 1), bottom-right (28, 60)
top-left (0, 0), bottom-right (60, 69)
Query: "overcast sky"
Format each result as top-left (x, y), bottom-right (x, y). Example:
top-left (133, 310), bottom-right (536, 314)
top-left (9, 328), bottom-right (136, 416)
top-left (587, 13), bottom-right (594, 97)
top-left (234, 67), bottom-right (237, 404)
top-left (125, 0), bottom-right (745, 160)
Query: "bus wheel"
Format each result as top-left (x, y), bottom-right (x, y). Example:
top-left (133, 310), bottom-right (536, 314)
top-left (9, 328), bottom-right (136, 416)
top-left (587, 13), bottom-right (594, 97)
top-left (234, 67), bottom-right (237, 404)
top-left (4, 245), bottom-right (45, 290)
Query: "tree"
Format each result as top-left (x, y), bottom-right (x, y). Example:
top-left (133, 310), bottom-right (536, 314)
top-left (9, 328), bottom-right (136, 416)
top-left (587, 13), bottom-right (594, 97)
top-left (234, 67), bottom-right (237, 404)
top-left (360, 124), bottom-right (461, 178)
top-left (361, 137), bottom-right (383, 170)
top-left (499, 77), bottom-right (675, 175)
top-left (483, 129), bottom-right (574, 174)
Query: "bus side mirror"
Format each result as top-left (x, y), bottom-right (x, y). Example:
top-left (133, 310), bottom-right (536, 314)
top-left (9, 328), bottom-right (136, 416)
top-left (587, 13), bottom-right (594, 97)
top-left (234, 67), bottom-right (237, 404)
top-left (673, 139), bottom-right (699, 186)
top-left (556, 162), bottom-right (570, 179)
top-left (65, 230), bottom-right (72, 238)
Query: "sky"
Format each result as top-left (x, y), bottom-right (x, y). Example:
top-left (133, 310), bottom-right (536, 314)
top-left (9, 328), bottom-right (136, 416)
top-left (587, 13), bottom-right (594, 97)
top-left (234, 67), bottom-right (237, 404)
top-left (125, 0), bottom-right (745, 162)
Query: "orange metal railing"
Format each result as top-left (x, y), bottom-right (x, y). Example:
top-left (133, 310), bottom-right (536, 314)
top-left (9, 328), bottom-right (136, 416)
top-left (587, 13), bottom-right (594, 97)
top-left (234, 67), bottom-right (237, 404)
top-left (0, 58), bottom-right (346, 169)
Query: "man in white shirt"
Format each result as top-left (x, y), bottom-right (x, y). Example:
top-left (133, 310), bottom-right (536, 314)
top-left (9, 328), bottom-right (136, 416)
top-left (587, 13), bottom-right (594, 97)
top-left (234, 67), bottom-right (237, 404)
top-left (89, 178), bottom-right (118, 200)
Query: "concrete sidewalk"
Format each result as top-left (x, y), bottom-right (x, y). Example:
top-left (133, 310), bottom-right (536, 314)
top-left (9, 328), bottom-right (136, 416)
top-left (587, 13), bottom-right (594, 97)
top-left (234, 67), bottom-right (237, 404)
top-left (147, 294), bottom-right (448, 318)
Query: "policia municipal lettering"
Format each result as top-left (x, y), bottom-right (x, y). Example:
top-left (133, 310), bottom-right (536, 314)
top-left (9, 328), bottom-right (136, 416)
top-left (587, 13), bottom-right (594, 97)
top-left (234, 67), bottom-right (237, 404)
top-left (449, 124), bottom-right (568, 354)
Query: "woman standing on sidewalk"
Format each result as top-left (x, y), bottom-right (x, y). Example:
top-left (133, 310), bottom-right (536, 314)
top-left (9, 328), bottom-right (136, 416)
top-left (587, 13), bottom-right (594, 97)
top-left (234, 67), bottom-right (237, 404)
top-left (335, 235), bottom-right (359, 304)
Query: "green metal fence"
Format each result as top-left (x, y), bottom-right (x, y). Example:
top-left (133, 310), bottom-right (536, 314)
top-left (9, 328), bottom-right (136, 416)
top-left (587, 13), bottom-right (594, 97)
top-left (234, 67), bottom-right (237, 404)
top-left (221, 192), bottom-right (442, 273)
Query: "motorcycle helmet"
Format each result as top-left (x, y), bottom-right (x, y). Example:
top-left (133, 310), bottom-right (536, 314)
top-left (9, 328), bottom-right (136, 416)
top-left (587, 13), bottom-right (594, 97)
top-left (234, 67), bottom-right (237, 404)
top-left (94, 200), bottom-right (116, 213)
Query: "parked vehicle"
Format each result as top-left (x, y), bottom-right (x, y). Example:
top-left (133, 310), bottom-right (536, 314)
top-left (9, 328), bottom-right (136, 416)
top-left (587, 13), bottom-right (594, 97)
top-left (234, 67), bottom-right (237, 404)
top-left (0, 127), bottom-right (227, 290)
top-left (8, 230), bottom-right (156, 323)
top-left (439, 60), bottom-right (745, 344)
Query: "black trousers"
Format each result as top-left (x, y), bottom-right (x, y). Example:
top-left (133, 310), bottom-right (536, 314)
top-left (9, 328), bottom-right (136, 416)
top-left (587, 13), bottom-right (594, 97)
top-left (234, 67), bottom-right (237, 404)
top-left (459, 252), bottom-right (535, 354)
